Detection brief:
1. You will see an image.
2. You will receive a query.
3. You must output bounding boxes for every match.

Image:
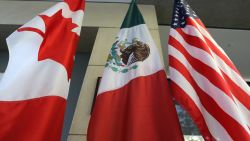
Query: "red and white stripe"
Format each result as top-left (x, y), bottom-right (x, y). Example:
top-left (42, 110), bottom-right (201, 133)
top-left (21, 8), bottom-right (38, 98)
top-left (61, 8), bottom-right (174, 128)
top-left (168, 17), bottom-right (250, 141)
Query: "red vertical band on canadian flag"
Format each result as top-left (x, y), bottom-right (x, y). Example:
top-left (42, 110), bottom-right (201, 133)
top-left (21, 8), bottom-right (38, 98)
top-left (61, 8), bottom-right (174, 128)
top-left (64, 0), bottom-right (85, 11)
top-left (0, 97), bottom-right (66, 141)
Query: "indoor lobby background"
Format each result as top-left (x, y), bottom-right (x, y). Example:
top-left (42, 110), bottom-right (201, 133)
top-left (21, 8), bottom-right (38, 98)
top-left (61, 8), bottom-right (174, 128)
top-left (0, 0), bottom-right (249, 141)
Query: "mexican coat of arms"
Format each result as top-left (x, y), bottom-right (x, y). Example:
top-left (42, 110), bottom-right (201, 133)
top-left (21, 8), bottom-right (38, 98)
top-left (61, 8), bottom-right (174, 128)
top-left (106, 38), bottom-right (151, 73)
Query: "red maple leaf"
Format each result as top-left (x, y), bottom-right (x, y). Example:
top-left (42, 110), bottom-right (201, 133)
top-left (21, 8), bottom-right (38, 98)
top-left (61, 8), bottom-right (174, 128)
top-left (18, 10), bottom-right (79, 80)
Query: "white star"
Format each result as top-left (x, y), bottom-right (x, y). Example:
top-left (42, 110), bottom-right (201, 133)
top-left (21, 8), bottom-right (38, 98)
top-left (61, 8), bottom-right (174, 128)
top-left (174, 18), bottom-right (178, 21)
top-left (173, 23), bottom-right (178, 26)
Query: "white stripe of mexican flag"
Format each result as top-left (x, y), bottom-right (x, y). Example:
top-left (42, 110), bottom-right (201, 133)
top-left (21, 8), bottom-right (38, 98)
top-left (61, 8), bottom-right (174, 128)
top-left (98, 24), bottom-right (164, 94)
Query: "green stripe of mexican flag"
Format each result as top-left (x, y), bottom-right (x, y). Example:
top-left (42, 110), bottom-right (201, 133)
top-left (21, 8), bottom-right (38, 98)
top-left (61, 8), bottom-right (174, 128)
top-left (87, 1), bottom-right (184, 141)
top-left (121, 0), bottom-right (145, 29)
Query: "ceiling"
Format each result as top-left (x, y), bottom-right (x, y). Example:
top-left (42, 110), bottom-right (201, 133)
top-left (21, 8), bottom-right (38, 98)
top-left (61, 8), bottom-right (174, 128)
top-left (138, 0), bottom-right (250, 30)
top-left (3, 0), bottom-right (250, 30)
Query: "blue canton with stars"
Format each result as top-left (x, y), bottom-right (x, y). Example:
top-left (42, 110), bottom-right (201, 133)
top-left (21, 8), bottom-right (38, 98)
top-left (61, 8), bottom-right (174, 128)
top-left (171, 0), bottom-right (199, 28)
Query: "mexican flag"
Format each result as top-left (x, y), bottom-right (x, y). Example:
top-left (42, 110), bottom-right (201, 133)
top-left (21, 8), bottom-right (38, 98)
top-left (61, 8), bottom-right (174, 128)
top-left (0, 0), bottom-right (85, 140)
top-left (87, 1), bottom-right (183, 141)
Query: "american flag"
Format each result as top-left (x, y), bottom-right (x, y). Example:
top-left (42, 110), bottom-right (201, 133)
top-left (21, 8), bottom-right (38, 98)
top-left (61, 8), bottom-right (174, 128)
top-left (168, 0), bottom-right (250, 140)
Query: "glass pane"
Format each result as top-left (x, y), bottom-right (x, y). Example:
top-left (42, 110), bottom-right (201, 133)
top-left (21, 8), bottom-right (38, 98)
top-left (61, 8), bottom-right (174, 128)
top-left (176, 105), bottom-right (200, 135)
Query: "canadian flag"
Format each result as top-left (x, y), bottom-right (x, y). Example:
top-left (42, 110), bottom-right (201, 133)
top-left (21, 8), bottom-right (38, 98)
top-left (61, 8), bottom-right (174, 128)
top-left (0, 0), bottom-right (85, 141)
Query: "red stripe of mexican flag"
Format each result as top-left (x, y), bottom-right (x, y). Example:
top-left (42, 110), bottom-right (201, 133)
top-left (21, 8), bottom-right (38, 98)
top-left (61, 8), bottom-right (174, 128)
top-left (87, 1), bottom-right (184, 141)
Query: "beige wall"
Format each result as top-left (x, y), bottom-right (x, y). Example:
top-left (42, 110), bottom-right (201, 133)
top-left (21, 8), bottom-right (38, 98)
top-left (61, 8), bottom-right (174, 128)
top-left (68, 3), bottom-right (162, 141)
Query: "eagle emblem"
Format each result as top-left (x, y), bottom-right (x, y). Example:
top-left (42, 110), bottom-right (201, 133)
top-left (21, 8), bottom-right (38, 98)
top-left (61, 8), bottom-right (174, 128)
top-left (106, 38), bottom-right (150, 73)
